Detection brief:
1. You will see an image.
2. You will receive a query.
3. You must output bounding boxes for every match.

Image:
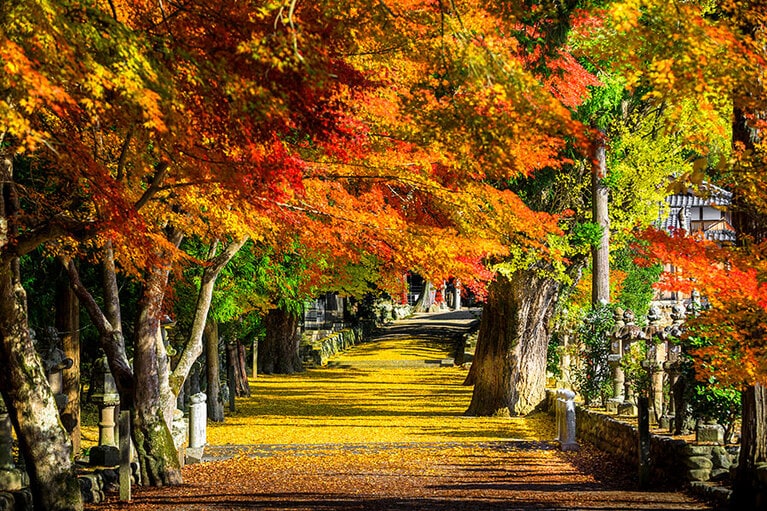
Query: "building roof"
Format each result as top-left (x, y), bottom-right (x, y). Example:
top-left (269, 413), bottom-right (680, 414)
top-left (665, 183), bottom-right (732, 208)
top-left (658, 183), bottom-right (735, 242)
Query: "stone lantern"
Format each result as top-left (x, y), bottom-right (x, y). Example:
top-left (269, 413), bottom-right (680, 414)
top-left (617, 309), bottom-right (644, 416)
top-left (663, 303), bottom-right (686, 433)
top-left (606, 307), bottom-right (626, 412)
top-left (641, 306), bottom-right (666, 424)
top-left (90, 356), bottom-right (120, 466)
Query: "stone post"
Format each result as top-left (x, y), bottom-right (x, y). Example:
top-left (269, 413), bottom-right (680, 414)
top-left (556, 389), bottom-right (579, 451)
top-left (90, 356), bottom-right (120, 466)
top-left (665, 303), bottom-right (687, 434)
top-left (171, 408), bottom-right (187, 468)
top-left (662, 343), bottom-right (682, 432)
top-left (40, 326), bottom-right (73, 412)
top-left (643, 306), bottom-right (667, 424)
top-left (617, 309), bottom-right (644, 417)
top-left (186, 393), bottom-right (207, 464)
top-left (638, 396), bottom-right (651, 489)
top-left (118, 410), bottom-right (131, 501)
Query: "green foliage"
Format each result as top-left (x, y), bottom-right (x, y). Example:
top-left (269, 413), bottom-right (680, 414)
top-left (683, 333), bottom-right (741, 439)
top-left (689, 379), bottom-right (741, 441)
top-left (577, 71), bottom-right (627, 131)
top-left (569, 221), bottom-right (604, 250)
top-left (621, 340), bottom-right (650, 397)
top-left (613, 245), bottom-right (662, 320)
top-left (572, 304), bottom-right (614, 406)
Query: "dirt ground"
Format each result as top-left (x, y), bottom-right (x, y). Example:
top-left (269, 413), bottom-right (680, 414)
top-left (89, 439), bottom-right (715, 511)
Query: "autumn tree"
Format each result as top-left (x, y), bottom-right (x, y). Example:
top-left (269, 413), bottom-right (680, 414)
top-left (586, 1), bottom-right (767, 507)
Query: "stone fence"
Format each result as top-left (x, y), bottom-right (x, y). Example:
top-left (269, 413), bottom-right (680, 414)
top-left (545, 390), bottom-right (738, 488)
top-left (300, 326), bottom-right (365, 367)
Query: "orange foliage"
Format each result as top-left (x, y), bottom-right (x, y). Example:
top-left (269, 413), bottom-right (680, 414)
top-left (638, 228), bottom-right (767, 387)
top-left (1, 0), bottom-right (598, 298)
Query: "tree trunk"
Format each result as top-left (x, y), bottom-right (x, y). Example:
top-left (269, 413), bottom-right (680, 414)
top-left (169, 237), bottom-right (247, 396)
top-left (56, 271), bottom-right (81, 457)
top-left (464, 269), bottom-right (560, 416)
top-left (236, 340), bottom-right (251, 396)
top-left (205, 320), bottom-right (224, 422)
top-left (591, 132), bottom-right (610, 305)
top-left (258, 307), bottom-right (303, 374)
top-left (133, 257), bottom-right (182, 487)
top-left (732, 383), bottom-right (767, 510)
top-left (413, 281), bottom-right (433, 313)
top-left (0, 154), bottom-right (82, 510)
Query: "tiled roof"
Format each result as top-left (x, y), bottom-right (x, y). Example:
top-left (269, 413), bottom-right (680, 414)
top-left (704, 229), bottom-right (736, 242)
top-left (665, 184), bottom-right (732, 208)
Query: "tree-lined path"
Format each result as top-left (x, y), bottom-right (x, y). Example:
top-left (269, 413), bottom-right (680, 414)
top-left (89, 311), bottom-right (712, 510)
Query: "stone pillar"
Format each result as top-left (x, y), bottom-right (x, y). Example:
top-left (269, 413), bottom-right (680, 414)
top-left (0, 401), bottom-right (28, 492)
top-left (186, 393), bottom-right (207, 464)
top-left (556, 389), bottom-right (579, 451)
top-left (617, 309), bottom-right (642, 417)
top-left (642, 344), bottom-right (665, 425)
top-left (454, 280), bottom-right (461, 311)
top-left (118, 410), bottom-right (131, 501)
top-left (90, 356), bottom-right (120, 466)
top-left (664, 304), bottom-right (687, 433)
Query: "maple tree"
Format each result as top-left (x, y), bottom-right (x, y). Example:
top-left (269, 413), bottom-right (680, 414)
top-left (1, 0), bottom-right (582, 501)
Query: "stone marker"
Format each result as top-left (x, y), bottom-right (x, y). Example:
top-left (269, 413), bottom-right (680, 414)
top-left (556, 389), bottom-right (579, 452)
top-left (186, 393), bottom-right (207, 464)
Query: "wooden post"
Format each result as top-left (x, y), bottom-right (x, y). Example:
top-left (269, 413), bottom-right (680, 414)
top-left (119, 409), bottom-right (131, 501)
top-left (638, 396), bottom-right (650, 489)
top-left (252, 337), bottom-right (258, 379)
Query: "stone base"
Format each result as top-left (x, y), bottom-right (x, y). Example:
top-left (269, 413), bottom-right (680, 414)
top-left (659, 416), bottom-right (673, 431)
top-left (0, 468), bottom-right (28, 491)
top-left (696, 424), bottom-right (724, 445)
top-left (89, 445), bottom-right (120, 467)
top-left (618, 403), bottom-right (638, 417)
top-left (559, 441), bottom-right (580, 452)
top-left (185, 446), bottom-right (205, 465)
top-left (605, 399), bottom-right (621, 413)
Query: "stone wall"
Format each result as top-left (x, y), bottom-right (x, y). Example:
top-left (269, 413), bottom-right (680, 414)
top-left (300, 327), bottom-right (364, 367)
top-left (545, 390), bottom-right (738, 486)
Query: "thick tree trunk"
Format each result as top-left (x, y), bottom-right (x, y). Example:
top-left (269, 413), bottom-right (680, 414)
top-left (258, 307), bottom-right (303, 374)
top-left (464, 269), bottom-right (560, 416)
top-left (0, 264), bottom-right (83, 511)
top-left (0, 154), bottom-right (82, 510)
top-left (133, 259), bottom-right (182, 486)
top-left (205, 321), bottom-right (224, 422)
top-left (732, 383), bottom-right (767, 510)
top-left (233, 340), bottom-right (251, 396)
top-left (56, 273), bottom-right (81, 457)
top-left (413, 281), bottom-right (433, 313)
